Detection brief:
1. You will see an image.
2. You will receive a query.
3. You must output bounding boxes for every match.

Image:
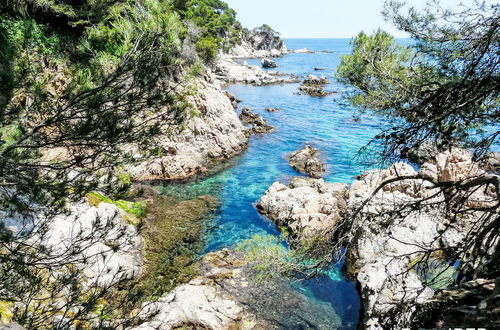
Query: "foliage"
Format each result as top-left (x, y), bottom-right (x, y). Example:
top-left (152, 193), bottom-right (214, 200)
top-left (334, 0), bottom-right (500, 324)
top-left (173, 0), bottom-right (242, 61)
top-left (87, 191), bottom-right (146, 220)
top-left (255, 24), bottom-right (280, 35)
top-left (337, 0), bottom-right (500, 161)
top-left (0, 0), bottom-right (197, 328)
top-left (236, 234), bottom-right (333, 281)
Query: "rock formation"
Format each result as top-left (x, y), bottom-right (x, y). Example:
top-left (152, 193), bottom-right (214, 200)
top-left (258, 148), bottom-right (498, 329)
top-left (257, 177), bottom-right (348, 238)
top-left (288, 145), bottom-right (325, 178)
top-left (228, 30), bottom-right (287, 59)
top-left (129, 72), bottom-right (249, 181)
top-left (261, 58), bottom-right (277, 68)
top-left (215, 57), bottom-right (298, 86)
top-left (264, 107), bottom-right (280, 112)
top-left (132, 248), bottom-right (344, 329)
top-left (299, 75), bottom-right (334, 97)
top-left (239, 106), bottom-right (275, 134)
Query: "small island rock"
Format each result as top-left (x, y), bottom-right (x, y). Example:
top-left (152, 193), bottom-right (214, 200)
top-left (288, 145), bottom-right (325, 178)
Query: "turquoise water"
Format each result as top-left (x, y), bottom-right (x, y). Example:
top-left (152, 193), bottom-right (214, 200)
top-left (160, 39), bottom-right (390, 329)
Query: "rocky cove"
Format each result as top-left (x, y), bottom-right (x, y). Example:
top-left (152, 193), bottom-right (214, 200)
top-left (2, 31), bottom-right (498, 330)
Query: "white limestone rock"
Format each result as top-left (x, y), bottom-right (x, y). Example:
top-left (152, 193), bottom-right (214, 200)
top-left (257, 177), bottom-right (348, 237)
top-left (129, 73), bottom-right (249, 181)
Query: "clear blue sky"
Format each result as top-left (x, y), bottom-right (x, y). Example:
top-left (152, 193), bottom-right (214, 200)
top-left (224, 0), bottom-right (424, 38)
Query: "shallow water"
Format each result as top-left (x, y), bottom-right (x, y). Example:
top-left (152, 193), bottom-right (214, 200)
top-left (158, 39), bottom-right (393, 329)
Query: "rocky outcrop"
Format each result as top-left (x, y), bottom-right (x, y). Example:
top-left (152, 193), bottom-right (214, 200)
top-left (215, 57), bottom-right (298, 86)
top-left (258, 148), bottom-right (497, 328)
top-left (45, 200), bottom-right (143, 286)
top-left (404, 141), bottom-right (440, 165)
top-left (288, 145), bottom-right (325, 178)
top-left (129, 72), bottom-right (249, 181)
top-left (239, 107), bottom-right (275, 134)
top-left (225, 90), bottom-right (242, 109)
top-left (480, 151), bottom-right (500, 172)
top-left (228, 30), bottom-right (287, 59)
top-left (261, 58), bottom-right (277, 68)
top-left (130, 251), bottom-right (257, 330)
top-left (412, 277), bottom-right (500, 328)
top-left (345, 148), bottom-right (493, 328)
top-left (299, 75), bottom-right (334, 97)
top-left (257, 177), bottom-right (348, 238)
top-left (1, 197), bottom-right (143, 287)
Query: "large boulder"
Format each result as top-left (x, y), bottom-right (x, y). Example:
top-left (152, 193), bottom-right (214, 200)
top-left (288, 145), bottom-right (325, 178)
top-left (45, 200), bottom-right (144, 286)
top-left (257, 177), bottom-right (348, 237)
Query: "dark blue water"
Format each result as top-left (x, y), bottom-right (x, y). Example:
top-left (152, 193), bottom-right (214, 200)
top-left (160, 39), bottom-right (390, 329)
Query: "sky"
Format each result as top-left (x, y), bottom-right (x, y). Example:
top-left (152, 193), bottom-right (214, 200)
top-left (223, 0), bottom-right (426, 38)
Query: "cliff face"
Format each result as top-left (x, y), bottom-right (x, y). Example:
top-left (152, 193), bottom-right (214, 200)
top-left (129, 71), bottom-right (249, 181)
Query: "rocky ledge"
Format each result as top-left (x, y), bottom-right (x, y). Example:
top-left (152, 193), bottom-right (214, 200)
top-left (215, 57), bottom-right (299, 86)
top-left (288, 145), bottom-right (325, 178)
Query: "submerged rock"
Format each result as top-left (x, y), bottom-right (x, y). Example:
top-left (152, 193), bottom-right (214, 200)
top-left (288, 145), bottom-right (325, 178)
top-left (264, 107), bottom-right (280, 112)
top-left (239, 107), bottom-right (275, 134)
top-left (131, 248), bottom-right (344, 329)
top-left (257, 177), bottom-right (348, 238)
top-left (199, 249), bottom-right (346, 329)
top-left (261, 58), bottom-right (277, 68)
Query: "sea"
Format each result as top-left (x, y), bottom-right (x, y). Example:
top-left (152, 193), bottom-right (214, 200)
top-left (158, 38), bottom-right (395, 329)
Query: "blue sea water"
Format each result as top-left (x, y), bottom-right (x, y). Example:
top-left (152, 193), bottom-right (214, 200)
top-left (159, 39), bottom-right (392, 329)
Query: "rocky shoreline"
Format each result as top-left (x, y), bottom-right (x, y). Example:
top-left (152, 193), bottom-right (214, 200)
top-left (257, 147), bottom-right (499, 329)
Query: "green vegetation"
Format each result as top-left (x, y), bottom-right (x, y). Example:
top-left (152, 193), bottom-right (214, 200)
top-left (255, 24), bottom-right (280, 35)
top-left (0, 0), bottom-right (245, 328)
top-left (87, 191), bottom-right (146, 220)
top-left (172, 0), bottom-right (243, 61)
top-left (336, 1), bottom-right (499, 158)
top-left (236, 234), bottom-right (332, 281)
top-left (334, 0), bottom-right (500, 317)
